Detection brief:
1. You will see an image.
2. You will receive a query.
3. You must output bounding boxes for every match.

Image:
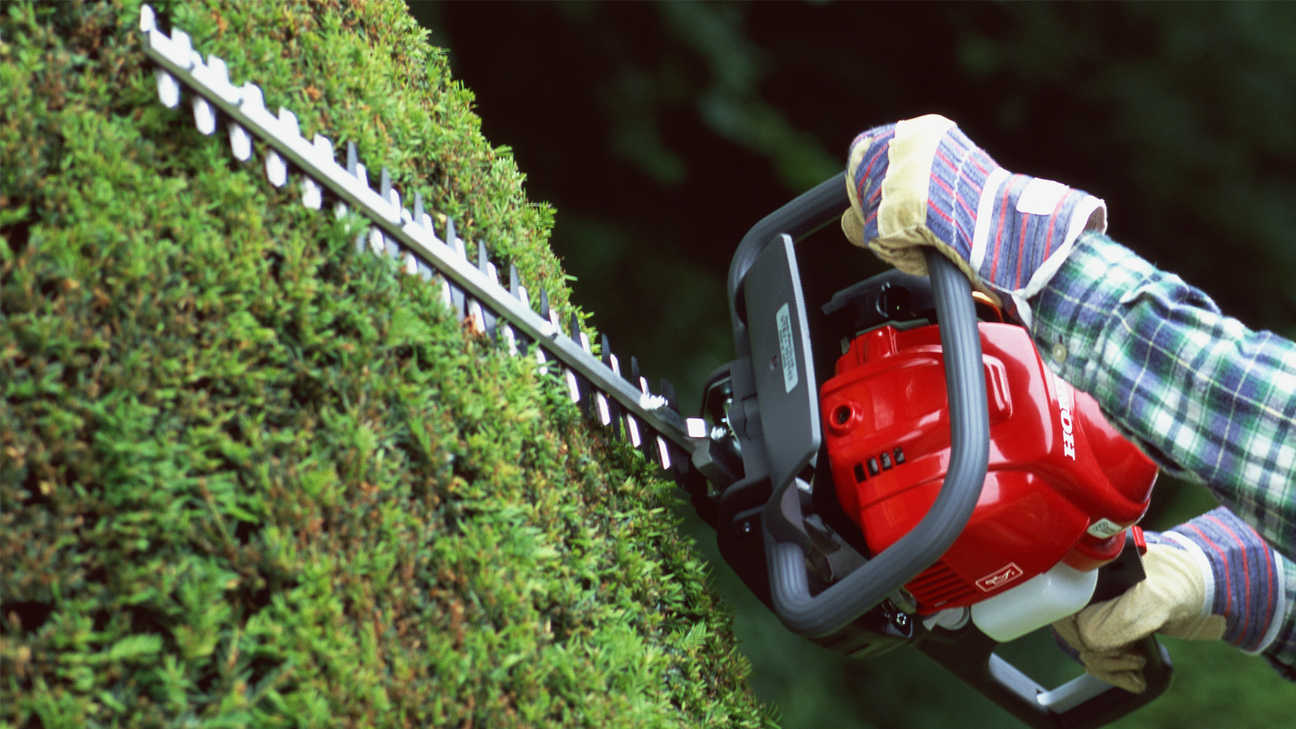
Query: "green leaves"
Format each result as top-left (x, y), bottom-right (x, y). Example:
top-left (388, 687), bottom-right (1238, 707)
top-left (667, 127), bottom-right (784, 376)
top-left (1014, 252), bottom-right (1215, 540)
top-left (0, 1), bottom-right (771, 728)
top-left (106, 634), bottom-right (163, 663)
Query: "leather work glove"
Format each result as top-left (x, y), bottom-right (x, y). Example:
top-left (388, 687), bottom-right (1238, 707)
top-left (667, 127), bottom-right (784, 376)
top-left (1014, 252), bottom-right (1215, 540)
top-left (1053, 508), bottom-right (1288, 693)
top-left (841, 114), bottom-right (1106, 326)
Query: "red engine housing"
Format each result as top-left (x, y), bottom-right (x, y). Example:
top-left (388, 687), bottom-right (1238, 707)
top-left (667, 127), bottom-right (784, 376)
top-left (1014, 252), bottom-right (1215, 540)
top-left (819, 322), bottom-right (1158, 615)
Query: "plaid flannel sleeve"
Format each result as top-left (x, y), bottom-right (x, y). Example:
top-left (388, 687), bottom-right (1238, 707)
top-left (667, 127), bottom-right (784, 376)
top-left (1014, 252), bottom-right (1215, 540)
top-left (1030, 231), bottom-right (1296, 675)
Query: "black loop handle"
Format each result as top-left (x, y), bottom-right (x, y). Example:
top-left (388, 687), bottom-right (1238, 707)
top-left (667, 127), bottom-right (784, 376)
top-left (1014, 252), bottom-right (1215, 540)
top-left (728, 173), bottom-right (991, 638)
top-left (763, 248), bottom-right (990, 637)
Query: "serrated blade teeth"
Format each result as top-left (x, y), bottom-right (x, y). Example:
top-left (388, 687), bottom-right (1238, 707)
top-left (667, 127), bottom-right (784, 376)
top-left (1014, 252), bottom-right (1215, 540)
top-left (659, 440), bottom-right (673, 470)
top-left (381, 167), bottom-right (401, 211)
top-left (156, 69), bottom-right (181, 108)
top-left (626, 416), bottom-right (643, 448)
top-left (265, 151), bottom-right (287, 187)
top-left (312, 133), bottom-right (333, 160)
top-left (436, 276), bottom-right (451, 308)
top-left (236, 78), bottom-right (259, 106)
top-left (599, 334), bottom-right (625, 439)
top-left (596, 391), bottom-right (612, 426)
top-left (140, 3), bottom-right (699, 482)
top-left (346, 140), bottom-right (358, 174)
top-left (171, 28), bottom-right (193, 63)
top-left (277, 107), bottom-right (299, 138)
top-left (444, 216), bottom-right (457, 244)
top-left (502, 324), bottom-right (518, 356)
top-left (566, 373), bottom-right (581, 403)
top-left (302, 178), bottom-right (322, 209)
top-left (140, 4), bottom-right (157, 32)
top-left (467, 299), bottom-right (486, 335)
top-left (228, 122), bottom-right (252, 161)
top-left (192, 96), bottom-right (216, 135)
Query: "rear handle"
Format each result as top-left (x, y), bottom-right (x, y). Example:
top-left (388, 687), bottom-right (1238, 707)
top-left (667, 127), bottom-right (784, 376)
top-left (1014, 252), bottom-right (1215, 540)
top-left (919, 537), bottom-right (1173, 729)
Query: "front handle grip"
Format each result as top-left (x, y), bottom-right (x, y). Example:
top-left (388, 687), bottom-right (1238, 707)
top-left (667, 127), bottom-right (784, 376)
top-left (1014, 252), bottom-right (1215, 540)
top-left (765, 248), bottom-right (990, 637)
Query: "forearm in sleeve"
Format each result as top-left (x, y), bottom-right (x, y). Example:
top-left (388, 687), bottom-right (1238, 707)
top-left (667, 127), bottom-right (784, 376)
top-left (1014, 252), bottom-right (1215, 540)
top-left (1149, 507), bottom-right (1296, 673)
top-left (1028, 232), bottom-right (1296, 562)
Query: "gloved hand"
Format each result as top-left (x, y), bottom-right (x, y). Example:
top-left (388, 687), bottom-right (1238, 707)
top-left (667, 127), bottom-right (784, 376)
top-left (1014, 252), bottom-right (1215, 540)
top-left (1053, 541), bottom-right (1220, 693)
top-left (841, 114), bottom-right (1106, 326)
top-left (1053, 508), bottom-right (1286, 693)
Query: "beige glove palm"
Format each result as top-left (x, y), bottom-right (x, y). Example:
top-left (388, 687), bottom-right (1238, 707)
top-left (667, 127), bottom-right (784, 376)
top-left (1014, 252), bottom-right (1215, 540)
top-left (1053, 542), bottom-right (1222, 693)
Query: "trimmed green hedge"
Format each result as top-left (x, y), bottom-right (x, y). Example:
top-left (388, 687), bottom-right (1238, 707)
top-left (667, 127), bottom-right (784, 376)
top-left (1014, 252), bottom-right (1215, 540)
top-left (0, 2), bottom-right (774, 727)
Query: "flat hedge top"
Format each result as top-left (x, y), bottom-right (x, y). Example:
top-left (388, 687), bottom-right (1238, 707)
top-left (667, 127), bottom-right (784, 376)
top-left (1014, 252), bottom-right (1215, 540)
top-left (0, 1), bottom-right (775, 727)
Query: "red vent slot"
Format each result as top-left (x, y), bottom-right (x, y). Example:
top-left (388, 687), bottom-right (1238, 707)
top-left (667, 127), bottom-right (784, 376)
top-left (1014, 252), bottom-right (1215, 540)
top-left (908, 561), bottom-right (978, 612)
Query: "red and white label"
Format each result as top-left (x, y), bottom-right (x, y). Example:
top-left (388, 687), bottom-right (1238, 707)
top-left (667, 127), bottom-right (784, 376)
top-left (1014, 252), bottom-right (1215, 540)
top-left (976, 562), bottom-right (1025, 592)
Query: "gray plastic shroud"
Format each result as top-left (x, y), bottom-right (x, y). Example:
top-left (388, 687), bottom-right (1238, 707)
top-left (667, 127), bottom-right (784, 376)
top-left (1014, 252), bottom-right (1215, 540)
top-left (742, 234), bottom-right (821, 499)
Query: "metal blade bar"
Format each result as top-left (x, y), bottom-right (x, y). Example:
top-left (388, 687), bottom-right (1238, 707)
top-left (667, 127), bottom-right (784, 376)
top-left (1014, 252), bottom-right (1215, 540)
top-left (137, 5), bottom-right (707, 471)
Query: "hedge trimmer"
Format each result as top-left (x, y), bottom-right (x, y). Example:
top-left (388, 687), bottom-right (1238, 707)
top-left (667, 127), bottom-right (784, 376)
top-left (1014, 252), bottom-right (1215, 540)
top-left (139, 7), bottom-right (1172, 727)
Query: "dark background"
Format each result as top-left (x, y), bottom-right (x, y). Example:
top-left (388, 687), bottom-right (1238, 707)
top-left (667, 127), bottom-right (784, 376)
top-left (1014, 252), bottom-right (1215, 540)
top-left (411, 3), bottom-right (1296, 726)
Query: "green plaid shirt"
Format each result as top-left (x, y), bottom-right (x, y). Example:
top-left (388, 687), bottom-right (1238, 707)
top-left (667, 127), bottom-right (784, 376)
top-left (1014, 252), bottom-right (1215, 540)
top-left (1030, 232), bottom-right (1296, 674)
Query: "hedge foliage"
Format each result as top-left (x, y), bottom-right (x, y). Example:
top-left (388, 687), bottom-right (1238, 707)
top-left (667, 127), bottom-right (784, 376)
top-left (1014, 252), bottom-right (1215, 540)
top-left (0, 1), bottom-right (775, 726)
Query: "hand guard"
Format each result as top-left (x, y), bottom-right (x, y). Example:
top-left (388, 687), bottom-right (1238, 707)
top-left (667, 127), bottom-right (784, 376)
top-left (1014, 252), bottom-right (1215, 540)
top-left (841, 114), bottom-right (1106, 326)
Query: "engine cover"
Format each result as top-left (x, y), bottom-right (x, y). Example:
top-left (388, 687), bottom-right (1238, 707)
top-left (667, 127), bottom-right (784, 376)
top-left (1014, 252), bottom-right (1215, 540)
top-left (819, 322), bottom-right (1157, 615)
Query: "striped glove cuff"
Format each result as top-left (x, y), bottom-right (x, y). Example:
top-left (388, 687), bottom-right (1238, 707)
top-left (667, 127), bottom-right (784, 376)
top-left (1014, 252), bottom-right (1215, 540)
top-left (846, 115), bottom-right (1106, 326)
top-left (1151, 507), bottom-right (1290, 653)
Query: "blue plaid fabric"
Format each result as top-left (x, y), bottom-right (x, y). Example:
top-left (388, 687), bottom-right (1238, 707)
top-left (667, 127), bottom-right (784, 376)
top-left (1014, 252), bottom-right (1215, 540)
top-left (1031, 231), bottom-right (1296, 673)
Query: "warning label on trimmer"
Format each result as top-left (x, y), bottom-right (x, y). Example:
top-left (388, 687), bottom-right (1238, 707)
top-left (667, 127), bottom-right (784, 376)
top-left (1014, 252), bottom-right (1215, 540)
top-left (976, 562), bottom-right (1024, 592)
top-left (776, 303), bottom-right (798, 393)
